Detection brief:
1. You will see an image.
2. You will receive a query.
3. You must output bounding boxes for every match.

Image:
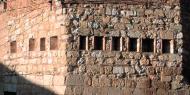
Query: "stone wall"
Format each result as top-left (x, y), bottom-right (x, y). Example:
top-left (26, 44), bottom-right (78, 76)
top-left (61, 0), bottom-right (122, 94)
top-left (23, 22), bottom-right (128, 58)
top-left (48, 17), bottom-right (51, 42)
top-left (0, 0), bottom-right (189, 95)
top-left (0, 0), bottom-right (69, 95)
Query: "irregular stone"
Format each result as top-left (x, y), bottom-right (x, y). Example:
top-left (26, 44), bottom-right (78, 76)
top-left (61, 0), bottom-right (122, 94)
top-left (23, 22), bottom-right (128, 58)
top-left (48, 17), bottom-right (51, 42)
top-left (161, 67), bottom-right (173, 76)
top-left (136, 77), bottom-right (150, 88)
top-left (171, 81), bottom-right (182, 90)
top-left (177, 32), bottom-right (183, 39)
top-left (112, 8), bottom-right (119, 16)
top-left (140, 55), bottom-right (150, 66)
top-left (99, 75), bottom-right (111, 87)
top-left (92, 76), bottom-right (99, 87)
top-left (65, 74), bottom-right (84, 86)
top-left (106, 7), bottom-right (112, 16)
top-left (125, 79), bottom-right (136, 88)
top-left (125, 66), bottom-right (135, 74)
top-left (104, 66), bottom-right (113, 74)
top-left (161, 75), bottom-right (172, 82)
top-left (113, 66), bottom-right (124, 74)
top-left (112, 78), bottom-right (125, 87)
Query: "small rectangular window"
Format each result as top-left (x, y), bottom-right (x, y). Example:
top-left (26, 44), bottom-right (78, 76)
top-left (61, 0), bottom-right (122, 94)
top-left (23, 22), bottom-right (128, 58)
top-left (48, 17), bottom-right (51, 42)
top-left (94, 36), bottom-right (103, 50)
top-left (112, 37), bottom-right (121, 51)
top-left (40, 38), bottom-right (46, 51)
top-left (142, 39), bottom-right (154, 52)
top-left (79, 36), bottom-right (87, 50)
top-left (4, 91), bottom-right (16, 95)
top-left (4, 2), bottom-right (7, 10)
top-left (50, 36), bottom-right (58, 50)
top-left (10, 41), bottom-right (17, 53)
top-left (162, 39), bottom-right (171, 53)
top-left (29, 38), bottom-right (35, 51)
top-left (129, 38), bottom-right (137, 52)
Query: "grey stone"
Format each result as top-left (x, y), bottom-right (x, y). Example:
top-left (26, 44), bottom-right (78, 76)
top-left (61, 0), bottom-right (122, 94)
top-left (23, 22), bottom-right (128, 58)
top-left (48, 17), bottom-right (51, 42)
top-left (77, 58), bottom-right (85, 64)
top-left (120, 30), bottom-right (126, 37)
top-left (88, 21), bottom-right (93, 28)
top-left (92, 21), bottom-right (100, 29)
top-left (126, 10), bottom-right (135, 16)
top-left (113, 67), bottom-right (124, 74)
top-left (111, 17), bottom-right (119, 23)
top-left (135, 64), bottom-right (146, 75)
top-left (126, 24), bottom-right (134, 30)
top-left (106, 7), bottom-right (112, 16)
top-left (178, 47), bottom-right (183, 54)
top-left (73, 20), bottom-right (79, 27)
top-left (79, 65), bottom-right (86, 74)
top-left (112, 8), bottom-right (119, 16)
top-left (177, 32), bottom-right (183, 39)
top-left (120, 10), bottom-right (126, 16)
top-left (84, 9), bottom-right (92, 15)
top-left (128, 31), bottom-right (141, 37)
top-left (72, 28), bottom-right (79, 34)
top-left (125, 66), bottom-right (135, 74)
top-left (91, 51), bottom-right (102, 58)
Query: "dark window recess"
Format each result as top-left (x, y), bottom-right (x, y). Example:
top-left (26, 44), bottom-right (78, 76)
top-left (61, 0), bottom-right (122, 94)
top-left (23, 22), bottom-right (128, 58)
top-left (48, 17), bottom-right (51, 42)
top-left (94, 36), bottom-right (103, 50)
top-left (29, 38), bottom-right (35, 51)
top-left (4, 91), bottom-right (16, 95)
top-left (10, 41), bottom-right (17, 53)
top-left (4, 2), bottom-right (7, 10)
top-left (50, 36), bottom-right (58, 50)
top-left (129, 38), bottom-right (137, 51)
top-left (112, 37), bottom-right (120, 51)
top-left (162, 39), bottom-right (170, 53)
top-left (142, 39), bottom-right (154, 52)
top-left (79, 36), bottom-right (86, 50)
top-left (40, 38), bottom-right (46, 51)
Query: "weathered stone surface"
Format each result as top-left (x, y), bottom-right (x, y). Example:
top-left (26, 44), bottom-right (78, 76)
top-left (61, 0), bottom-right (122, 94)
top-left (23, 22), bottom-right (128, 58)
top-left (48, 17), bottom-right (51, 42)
top-left (99, 75), bottom-right (111, 87)
top-left (161, 75), bottom-right (172, 82)
top-left (65, 74), bottom-right (84, 86)
top-left (112, 78), bottom-right (125, 87)
top-left (0, 1), bottom-right (186, 95)
top-left (113, 66), bottom-right (124, 74)
top-left (125, 79), bottom-right (136, 88)
top-left (136, 77), bottom-right (151, 88)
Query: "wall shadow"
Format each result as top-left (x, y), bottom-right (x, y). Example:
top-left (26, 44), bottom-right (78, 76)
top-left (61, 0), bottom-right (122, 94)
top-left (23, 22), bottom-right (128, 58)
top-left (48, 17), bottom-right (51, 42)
top-left (0, 63), bottom-right (56, 95)
top-left (181, 0), bottom-right (190, 84)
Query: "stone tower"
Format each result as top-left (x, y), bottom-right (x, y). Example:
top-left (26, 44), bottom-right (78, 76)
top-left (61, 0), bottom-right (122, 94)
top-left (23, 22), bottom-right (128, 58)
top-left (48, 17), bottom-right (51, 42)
top-left (0, 0), bottom-right (189, 95)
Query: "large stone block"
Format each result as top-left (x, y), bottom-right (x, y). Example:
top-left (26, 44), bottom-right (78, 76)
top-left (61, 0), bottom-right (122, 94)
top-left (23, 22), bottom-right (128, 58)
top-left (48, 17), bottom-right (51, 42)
top-left (53, 75), bottom-right (65, 86)
top-left (65, 74), bottom-right (84, 86)
top-left (43, 75), bottom-right (53, 86)
top-left (113, 66), bottom-right (124, 74)
top-left (99, 75), bottom-right (111, 87)
top-left (136, 77), bottom-right (151, 88)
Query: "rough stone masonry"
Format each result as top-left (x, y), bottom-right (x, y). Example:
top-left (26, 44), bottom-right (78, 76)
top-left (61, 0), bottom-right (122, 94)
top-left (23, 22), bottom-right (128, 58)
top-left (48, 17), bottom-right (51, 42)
top-left (0, 0), bottom-right (189, 95)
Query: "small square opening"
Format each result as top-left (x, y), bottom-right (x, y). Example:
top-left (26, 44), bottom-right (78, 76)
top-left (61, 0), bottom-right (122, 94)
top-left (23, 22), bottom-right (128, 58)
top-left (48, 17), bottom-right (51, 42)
top-left (112, 37), bottom-right (121, 51)
top-left (50, 36), bottom-right (58, 50)
top-left (94, 36), bottom-right (103, 50)
top-left (162, 39), bottom-right (171, 53)
top-left (10, 41), bottom-right (17, 53)
top-left (129, 38), bottom-right (137, 52)
top-left (142, 39), bottom-right (154, 52)
top-left (29, 38), bottom-right (35, 51)
top-left (79, 36), bottom-right (87, 50)
top-left (40, 38), bottom-right (46, 51)
top-left (4, 91), bottom-right (16, 95)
